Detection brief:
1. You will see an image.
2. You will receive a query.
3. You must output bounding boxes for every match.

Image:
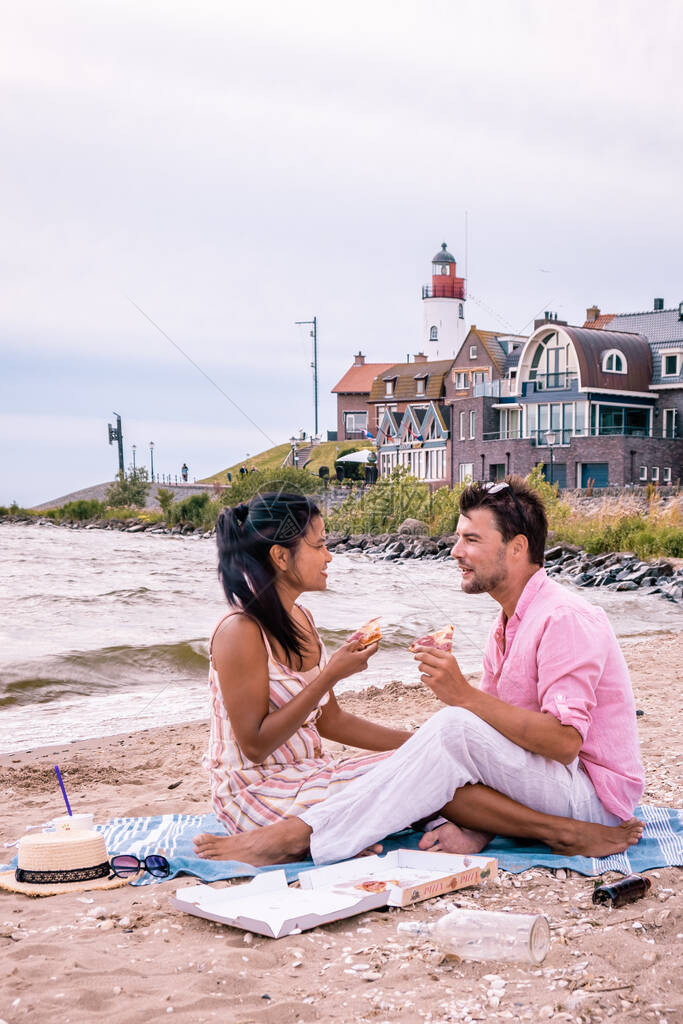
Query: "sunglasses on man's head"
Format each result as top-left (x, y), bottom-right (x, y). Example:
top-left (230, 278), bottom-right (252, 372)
top-left (481, 481), bottom-right (528, 532)
top-left (110, 854), bottom-right (170, 878)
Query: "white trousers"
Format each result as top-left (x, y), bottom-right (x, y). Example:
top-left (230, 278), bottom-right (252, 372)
top-left (300, 706), bottom-right (619, 865)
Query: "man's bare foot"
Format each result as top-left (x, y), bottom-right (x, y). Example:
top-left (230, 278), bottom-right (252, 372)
top-left (193, 818), bottom-right (312, 866)
top-left (550, 817), bottom-right (644, 858)
top-left (418, 822), bottom-right (492, 855)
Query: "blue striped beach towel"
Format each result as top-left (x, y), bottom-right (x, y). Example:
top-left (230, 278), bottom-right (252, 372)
top-left (7, 804), bottom-right (679, 886)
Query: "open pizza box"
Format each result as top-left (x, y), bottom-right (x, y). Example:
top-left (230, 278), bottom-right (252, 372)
top-left (169, 849), bottom-right (497, 939)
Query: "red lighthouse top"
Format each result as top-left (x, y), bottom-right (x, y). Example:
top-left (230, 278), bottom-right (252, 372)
top-left (422, 242), bottom-right (466, 300)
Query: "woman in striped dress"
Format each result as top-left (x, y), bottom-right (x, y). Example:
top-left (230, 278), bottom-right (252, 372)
top-left (195, 491), bottom-right (411, 858)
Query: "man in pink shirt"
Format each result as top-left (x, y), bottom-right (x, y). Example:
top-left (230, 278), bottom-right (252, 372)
top-left (196, 477), bottom-right (644, 865)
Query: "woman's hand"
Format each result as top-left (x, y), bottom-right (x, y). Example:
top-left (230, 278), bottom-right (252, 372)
top-left (326, 640), bottom-right (379, 683)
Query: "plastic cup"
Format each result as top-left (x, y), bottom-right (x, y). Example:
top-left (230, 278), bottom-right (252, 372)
top-left (53, 813), bottom-right (95, 832)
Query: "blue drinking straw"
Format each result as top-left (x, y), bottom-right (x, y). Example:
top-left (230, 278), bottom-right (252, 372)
top-left (54, 765), bottom-right (72, 816)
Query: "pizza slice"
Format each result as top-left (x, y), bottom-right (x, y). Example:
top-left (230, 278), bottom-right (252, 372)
top-left (409, 624), bottom-right (454, 653)
top-left (353, 878), bottom-right (399, 893)
top-left (348, 617), bottom-right (382, 649)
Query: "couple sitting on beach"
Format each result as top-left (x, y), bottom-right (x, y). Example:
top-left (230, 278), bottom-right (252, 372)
top-left (194, 478), bottom-right (644, 868)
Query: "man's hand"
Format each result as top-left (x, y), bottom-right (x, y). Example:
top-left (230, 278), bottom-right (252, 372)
top-left (413, 647), bottom-right (474, 707)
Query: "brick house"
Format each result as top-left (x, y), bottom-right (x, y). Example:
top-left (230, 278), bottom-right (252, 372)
top-left (367, 354), bottom-right (453, 484)
top-left (448, 303), bottom-right (683, 488)
top-left (331, 352), bottom-right (393, 441)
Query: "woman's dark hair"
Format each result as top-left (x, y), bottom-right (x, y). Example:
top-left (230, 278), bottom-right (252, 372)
top-left (459, 476), bottom-right (548, 565)
top-left (216, 491), bottom-right (322, 667)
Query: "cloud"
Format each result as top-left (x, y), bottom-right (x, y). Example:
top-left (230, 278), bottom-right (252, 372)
top-left (1, 0), bottom-right (681, 504)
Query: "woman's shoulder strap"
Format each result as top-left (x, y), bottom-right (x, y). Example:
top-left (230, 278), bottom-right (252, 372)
top-left (210, 609), bottom-right (272, 657)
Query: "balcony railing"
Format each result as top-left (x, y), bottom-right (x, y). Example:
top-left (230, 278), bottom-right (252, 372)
top-left (481, 426), bottom-right (682, 444)
top-left (473, 379), bottom-right (517, 398)
top-left (421, 284), bottom-right (466, 300)
top-left (522, 373), bottom-right (579, 394)
top-left (343, 430), bottom-right (368, 440)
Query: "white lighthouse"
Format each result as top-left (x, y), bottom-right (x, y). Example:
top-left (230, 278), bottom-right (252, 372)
top-left (421, 242), bottom-right (467, 356)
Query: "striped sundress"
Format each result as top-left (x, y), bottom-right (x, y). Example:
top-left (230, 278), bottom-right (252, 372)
top-left (203, 606), bottom-right (391, 833)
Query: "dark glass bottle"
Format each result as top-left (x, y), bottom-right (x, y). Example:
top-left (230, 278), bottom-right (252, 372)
top-left (592, 874), bottom-right (652, 908)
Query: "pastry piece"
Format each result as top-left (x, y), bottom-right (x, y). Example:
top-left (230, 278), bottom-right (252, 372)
top-left (409, 624), bottom-right (454, 653)
top-left (348, 617), bottom-right (381, 649)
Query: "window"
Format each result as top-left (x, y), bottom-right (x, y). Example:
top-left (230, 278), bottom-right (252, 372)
top-left (663, 467), bottom-right (672, 484)
top-left (602, 350), bottom-right (627, 373)
top-left (663, 408), bottom-right (677, 438)
top-left (343, 411), bottom-right (367, 434)
top-left (429, 326), bottom-right (438, 341)
top-left (526, 331), bottom-right (575, 390)
top-left (459, 463), bottom-right (473, 484)
top-left (661, 350), bottom-right (682, 376)
top-left (458, 303), bottom-right (464, 319)
top-left (469, 345), bottom-right (477, 359)
top-left (385, 378), bottom-right (395, 396)
top-left (652, 467), bottom-right (659, 482)
top-left (469, 410), bottom-right (475, 439)
top-left (639, 466), bottom-right (647, 482)
top-left (473, 371), bottom-right (488, 385)
top-left (454, 371), bottom-right (468, 389)
top-left (415, 376), bottom-right (427, 396)
top-left (459, 410), bottom-right (466, 440)
top-left (489, 463), bottom-right (506, 482)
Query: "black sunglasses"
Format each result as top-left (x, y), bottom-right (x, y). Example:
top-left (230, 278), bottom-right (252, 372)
top-left (110, 854), bottom-right (170, 878)
top-left (482, 481), bottom-right (528, 534)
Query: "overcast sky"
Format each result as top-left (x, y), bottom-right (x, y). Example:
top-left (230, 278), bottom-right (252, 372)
top-left (2, 0), bottom-right (681, 506)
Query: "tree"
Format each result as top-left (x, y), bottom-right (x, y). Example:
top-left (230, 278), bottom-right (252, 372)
top-left (105, 466), bottom-right (150, 508)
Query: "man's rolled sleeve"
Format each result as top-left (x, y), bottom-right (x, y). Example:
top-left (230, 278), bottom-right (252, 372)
top-left (536, 610), bottom-right (605, 743)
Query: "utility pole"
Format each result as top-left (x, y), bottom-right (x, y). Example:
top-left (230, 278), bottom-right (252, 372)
top-left (108, 413), bottom-right (125, 475)
top-left (295, 316), bottom-right (318, 436)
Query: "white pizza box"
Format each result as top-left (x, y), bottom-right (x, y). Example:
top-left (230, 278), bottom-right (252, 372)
top-left (170, 850), bottom-right (497, 938)
top-left (299, 848), bottom-right (497, 907)
top-left (169, 869), bottom-right (386, 939)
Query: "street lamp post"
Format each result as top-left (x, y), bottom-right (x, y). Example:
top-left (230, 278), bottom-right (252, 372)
top-left (546, 430), bottom-right (556, 486)
top-left (132, 444), bottom-right (137, 471)
top-left (150, 442), bottom-right (155, 482)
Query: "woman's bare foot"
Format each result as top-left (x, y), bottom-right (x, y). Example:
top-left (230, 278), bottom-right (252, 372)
top-left (418, 822), bottom-right (492, 855)
top-left (193, 818), bottom-right (312, 865)
top-left (550, 817), bottom-right (644, 858)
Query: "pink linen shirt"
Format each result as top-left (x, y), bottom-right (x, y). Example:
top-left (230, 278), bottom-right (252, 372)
top-left (480, 567), bottom-right (644, 820)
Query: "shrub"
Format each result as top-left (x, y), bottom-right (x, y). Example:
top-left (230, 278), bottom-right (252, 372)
top-left (105, 466), bottom-right (150, 508)
top-left (170, 492), bottom-right (212, 527)
top-left (58, 499), bottom-right (106, 521)
top-left (155, 487), bottom-right (175, 520)
top-left (327, 467), bottom-right (433, 534)
top-left (221, 467), bottom-right (320, 506)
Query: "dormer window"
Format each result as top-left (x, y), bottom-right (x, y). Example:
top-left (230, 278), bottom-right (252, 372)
top-left (662, 350), bottom-right (683, 377)
top-left (602, 349), bottom-right (627, 374)
top-left (384, 377), bottom-right (396, 396)
top-left (415, 375), bottom-right (427, 396)
top-left (429, 326), bottom-right (438, 341)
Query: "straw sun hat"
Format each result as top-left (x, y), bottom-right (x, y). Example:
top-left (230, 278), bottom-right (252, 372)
top-left (0, 829), bottom-right (134, 897)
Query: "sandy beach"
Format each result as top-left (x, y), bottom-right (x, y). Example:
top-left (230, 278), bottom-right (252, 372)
top-left (1, 632), bottom-right (681, 1024)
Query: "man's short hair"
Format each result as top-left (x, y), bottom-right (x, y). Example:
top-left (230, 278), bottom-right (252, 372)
top-left (459, 477), bottom-right (548, 565)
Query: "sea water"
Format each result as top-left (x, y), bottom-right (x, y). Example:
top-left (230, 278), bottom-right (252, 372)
top-left (1, 522), bottom-right (681, 753)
